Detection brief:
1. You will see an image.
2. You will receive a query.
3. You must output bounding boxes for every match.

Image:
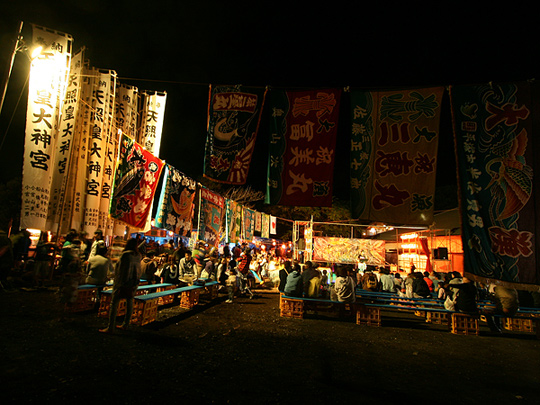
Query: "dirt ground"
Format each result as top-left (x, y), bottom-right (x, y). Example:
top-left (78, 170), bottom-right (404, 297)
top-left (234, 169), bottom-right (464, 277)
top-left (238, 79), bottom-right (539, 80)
top-left (1, 283), bottom-right (540, 404)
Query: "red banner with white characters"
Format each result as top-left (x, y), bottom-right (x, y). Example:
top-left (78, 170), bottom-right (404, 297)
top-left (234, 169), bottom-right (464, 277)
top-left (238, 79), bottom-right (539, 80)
top-left (266, 89), bottom-right (341, 207)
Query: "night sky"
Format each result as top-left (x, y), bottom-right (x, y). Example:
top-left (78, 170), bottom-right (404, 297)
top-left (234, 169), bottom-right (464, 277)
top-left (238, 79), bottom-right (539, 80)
top-left (1, 2), bottom-right (538, 201)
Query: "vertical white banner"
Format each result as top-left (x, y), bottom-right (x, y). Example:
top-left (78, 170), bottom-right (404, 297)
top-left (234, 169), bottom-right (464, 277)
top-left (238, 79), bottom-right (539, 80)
top-left (138, 91), bottom-right (167, 232)
top-left (98, 73), bottom-right (116, 236)
top-left (66, 64), bottom-right (94, 233)
top-left (46, 49), bottom-right (83, 231)
top-left (21, 25), bottom-right (72, 230)
top-left (139, 91), bottom-right (167, 156)
top-left (82, 69), bottom-right (116, 235)
top-left (116, 83), bottom-right (139, 138)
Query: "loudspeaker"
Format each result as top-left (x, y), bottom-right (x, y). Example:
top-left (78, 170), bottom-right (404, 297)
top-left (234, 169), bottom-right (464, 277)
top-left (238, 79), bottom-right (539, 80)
top-left (434, 247), bottom-right (448, 260)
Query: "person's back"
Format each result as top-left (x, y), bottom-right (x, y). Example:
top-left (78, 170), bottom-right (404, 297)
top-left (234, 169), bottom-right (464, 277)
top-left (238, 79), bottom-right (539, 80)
top-left (493, 286), bottom-right (519, 316)
top-left (284, 269), bottom-right (303, 297)
top-left (307, 274), bottom-right (321, 297)
top-left (302, 261), bottom-right (318, 295)
top-left (238, 251), bottom-right (252, 276)
top-left (331, 267), bottom-right (356, 303)
top-left (278, 261), bottom-right (292, 292)
top-left (380, 273), bottom-right (395, 293)
top-left (161, 263), bottom-right (178, 284)
top-left (86, 253), bottom-right (112, 285)
top-left (423, 272), bottom-right (434, 292)
top-left (412, 273), bottom-right (431, 298)
top-left (362, 271), bottom-right (379, 291)
top-left (452, 278), bottom-right (478, 313)
top-left (140, 253), bottom-right (158, 282)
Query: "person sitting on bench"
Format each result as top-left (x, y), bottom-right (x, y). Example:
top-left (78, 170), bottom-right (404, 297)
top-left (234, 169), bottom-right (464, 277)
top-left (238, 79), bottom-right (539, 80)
top-left (330, 265), bottom-right (356, 303)
top-left (283, 263), bottom-right (303, 298)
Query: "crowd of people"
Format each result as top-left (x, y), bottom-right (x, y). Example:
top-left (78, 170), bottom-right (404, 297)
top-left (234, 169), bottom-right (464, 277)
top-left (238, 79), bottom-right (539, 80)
top-left (2, 227), bottom-right (540, 334)
top-left (277, 261), bottom-right (540, 333)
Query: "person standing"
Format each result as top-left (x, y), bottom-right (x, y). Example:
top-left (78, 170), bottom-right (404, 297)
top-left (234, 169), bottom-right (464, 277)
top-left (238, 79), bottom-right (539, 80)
top-left (100, 238), bottom-right (141, 334)
top-left (192, 242), bottom-right (208, 279)
top-left (88, 229), bottom-right (105, 261)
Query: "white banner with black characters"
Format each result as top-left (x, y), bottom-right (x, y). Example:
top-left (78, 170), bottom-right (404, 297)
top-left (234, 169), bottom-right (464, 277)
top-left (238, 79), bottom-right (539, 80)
top-left (82, 69), bottom-right (116, 235)
top-left (64, 65), bottom-right (96, 233)
top-left (138, 91), bottom-right (167, 157)
top-left (21, 25), bottom-right (72, 230)
top-left (116, 82), bottom-right (139, 138)
top-left (46, 49), bottom-right (83, 231)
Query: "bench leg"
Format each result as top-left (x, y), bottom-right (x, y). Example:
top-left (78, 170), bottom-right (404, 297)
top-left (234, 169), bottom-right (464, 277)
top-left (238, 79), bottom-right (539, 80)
top-left (450, 313), bottom-right (479, 335)
top-left (180, 289), bottom-right (200, 309)
top-left (356, 305), bottom-right (381, 327)
top-left (280, 297), bottom-right (304, 318)
top-left (132, 299), bottom-right (158, 326)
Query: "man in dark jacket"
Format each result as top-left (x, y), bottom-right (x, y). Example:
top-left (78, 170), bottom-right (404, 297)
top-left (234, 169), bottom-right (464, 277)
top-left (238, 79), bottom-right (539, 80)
top-left (447, 277), bottom-right (478, 314)
top-left (278, 261), bottom-right (292, 293)
top-left (412, 272), bottom-right (432, 298)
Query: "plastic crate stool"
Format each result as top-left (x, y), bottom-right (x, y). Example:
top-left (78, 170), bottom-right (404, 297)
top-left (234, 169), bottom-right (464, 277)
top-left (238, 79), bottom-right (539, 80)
top-left (426, 311), bottom-right (449, 325)
top-left (280, 297), bottom-right (304, 318)
top-left (504, 318), bottom-right (536, 333)
top-left (451, 313), bottom-right (479, 335)
top-left (66, 286), bottom-right (97, 312)
top-left (356, 305), bottom-right (381, 327)
top-left (179, 288), bottom-right (201, 309)
top-left (131, 298), bottom-right (159, 326)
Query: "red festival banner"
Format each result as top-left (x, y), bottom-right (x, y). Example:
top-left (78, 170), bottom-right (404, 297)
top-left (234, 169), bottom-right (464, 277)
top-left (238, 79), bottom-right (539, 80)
top-left (109, 134), bottom-right (164, 229)
top-left (266, 89), bottom-right (341, 207)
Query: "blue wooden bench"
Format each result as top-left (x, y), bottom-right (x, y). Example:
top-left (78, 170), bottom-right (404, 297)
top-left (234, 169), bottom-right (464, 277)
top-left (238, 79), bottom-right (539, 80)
top-left (280, 295), bottom-right (379, 326)
top-left (131, 285), bottom-right (203, 325)
top-left (98, 283), bottom-right (176, 318)
top-left (280, 292), bottom-right (534, 336)
top-left (356, 292), bottom-right (540, 336)
top-left (100, 280), bottom-right (223, 326)
top-left (65, 284), bottom-right (100, 312)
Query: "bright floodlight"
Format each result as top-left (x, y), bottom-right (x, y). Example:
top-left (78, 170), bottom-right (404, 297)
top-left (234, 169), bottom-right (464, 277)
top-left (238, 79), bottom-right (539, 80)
top-left (30, 46), bottom-right (43, 59)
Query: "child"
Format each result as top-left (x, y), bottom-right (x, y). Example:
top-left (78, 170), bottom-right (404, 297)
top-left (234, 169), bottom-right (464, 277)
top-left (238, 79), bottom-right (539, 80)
top-left (225, 267), bottom-right (238, 303)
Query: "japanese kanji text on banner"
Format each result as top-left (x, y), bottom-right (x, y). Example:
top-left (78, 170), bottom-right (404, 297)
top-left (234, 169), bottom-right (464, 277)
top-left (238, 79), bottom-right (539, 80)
top-left (21, 25), bottom-right (72, 230)
top-left (450, 81), bottom-right (540, 287)
top-left (350, 87), bottom-right (444, 225)
top-left (266, 89), bottom-right (341, 207)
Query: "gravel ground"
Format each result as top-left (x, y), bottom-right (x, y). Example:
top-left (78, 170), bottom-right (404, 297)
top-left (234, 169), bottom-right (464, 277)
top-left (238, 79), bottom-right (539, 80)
top-left (1, 285), bottom-right (539, 404)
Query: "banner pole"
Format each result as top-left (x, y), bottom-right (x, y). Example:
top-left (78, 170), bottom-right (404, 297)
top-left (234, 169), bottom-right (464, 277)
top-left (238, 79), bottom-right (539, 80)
top-left (0, 21), bottom-right (23, 117)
